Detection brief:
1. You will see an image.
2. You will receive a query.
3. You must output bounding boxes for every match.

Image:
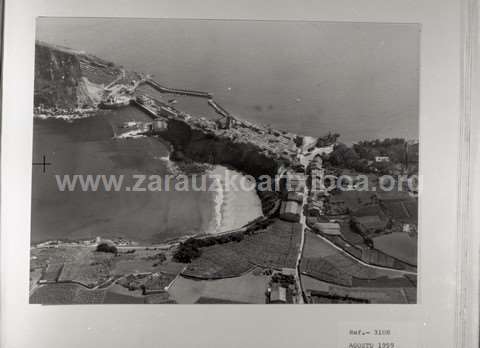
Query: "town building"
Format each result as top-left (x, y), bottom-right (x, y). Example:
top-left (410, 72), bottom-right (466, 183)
top-left (287, 191), bottom-right (304, 203)
top-left (375, 156), bottom-right (390, 162)
top-left (153, 119), bottom-right (168, 131)
top-left (270, 284), bottom-right (287, 304)
top-left (287, 174), bottom-right (306, 193)
top-left (309, 162), bottom-right (323, 173)
top-left (307, 201), bottom-right (324, 217)
top-left (307, 204), bottom-right (322, 217)
top-left (312, 154), bottom-right (322, 165)
top-left (279, 201), bottom-right (302, 222)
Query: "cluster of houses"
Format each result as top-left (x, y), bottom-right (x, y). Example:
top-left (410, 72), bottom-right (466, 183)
top-left (279, 172), bottom-right (306, 223)
top-left (279, 154), bottom-right (332, 223)
top-left (266, 268), bottom-right (297, 304)
top-left (278, 152), bottom-right (346, 236)
top-left (304, 155), bottom-right (342, 235)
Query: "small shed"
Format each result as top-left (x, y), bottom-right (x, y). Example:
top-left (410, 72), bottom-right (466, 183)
top-left (312, 222), bottom-right (341, 235)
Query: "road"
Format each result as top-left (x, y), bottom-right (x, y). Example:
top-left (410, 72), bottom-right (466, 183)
top-left (294, 145), bottom-right (333, 303)
top-left (294, 153), bottom-right (309, 304)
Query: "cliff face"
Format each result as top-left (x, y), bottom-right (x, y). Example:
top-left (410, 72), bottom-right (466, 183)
top-left (161, 119), bottom-right (284, 178)
top-left (34, 43), bottom-right (84, 108)
top-left (34, 42), bottom-right (119, 108)
top-left (34, 42), bottom-right (294, 179)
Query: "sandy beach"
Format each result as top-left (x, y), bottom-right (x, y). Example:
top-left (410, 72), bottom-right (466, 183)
top-left (208, 166), bottom-right (263, 234)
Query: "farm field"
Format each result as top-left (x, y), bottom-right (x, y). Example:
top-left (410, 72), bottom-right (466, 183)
top-left (380, 197), bottom-right (418, 224)
top-left (31, 246), bottom-right (85, 268)
top-left (41, 263), bottom-right (64, 282)
top-left (183, 220), bottom-right (302, 279)
top-left (169, 269), bottom-right (269, 304)
top-left (144, 293), bottom-right (177, 304)
top-left (373, 232), bottom-right (417, 265)
top-left (183, 245), bottom-right (253, 279)
top-left (116, 272), bottom-right (177, 292)
top-left (112, 258), bottom-right (162, 275)
top-left (59, 261), bottom-right (110, 287)
top-left (302, 231), bottom-right (339, 258)
top-left (30, 283), bottom-right (106, 304)
top-left (300, 228), bottom-right (414, 295)
top-left (339, 222), bottom-right (364, 245)
top-left (111, 248), bottom-right (173, 275)
top-left (328, 285), bottom-right (411, 304)
top-left (225, 220), bottom-right (302, 269)
top-left (301, 257), bottom-right (353, 286)
top-left (301, 274), bottom-right (331, 292)
top-left (103, 290), bottom-right (146, 304)
top-left (333, 190), bottom-right (376, 211)
top-left (301, 275), bottom-right (416, 304)
top-left (351, 204), bottom-right (387, 218)
top-left (320, 253), bottom-right (405, 279)
top-left (30, 269), bottom-right (43, 291)
top-left (301, 230), bottom-right (404, 279)
top-left (29, 244), bottom-right (188, 304)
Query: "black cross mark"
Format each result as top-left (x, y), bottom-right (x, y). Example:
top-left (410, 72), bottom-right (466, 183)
top-left (33, 155), bottom-right (52, 173)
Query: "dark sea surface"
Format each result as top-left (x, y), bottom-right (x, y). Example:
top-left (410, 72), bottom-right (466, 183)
top-left (32, 108), bottom-right (216, 244)
top-left (37, 19), bottom-right (420, 143)
top-left (33, 19), bottom-right (420, 243)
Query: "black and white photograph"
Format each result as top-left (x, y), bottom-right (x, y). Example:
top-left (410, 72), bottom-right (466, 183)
top-left (3, 0), bottom-right (477, 346)
top-left (29, 18), bottom-right (420, 305)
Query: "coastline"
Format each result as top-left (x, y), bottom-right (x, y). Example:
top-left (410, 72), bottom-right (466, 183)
top-left (208, 165), bottom-right (263, 234)
top-left (31, 164), bottom-right (264, 249)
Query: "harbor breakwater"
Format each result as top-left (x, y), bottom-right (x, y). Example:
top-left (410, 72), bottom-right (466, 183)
top-left (33, 41), bottom-right (303, 219)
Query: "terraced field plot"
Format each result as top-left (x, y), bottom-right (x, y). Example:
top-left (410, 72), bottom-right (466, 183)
top-left (328, 285), bottom-right (411, 304)
top-left (31, 246), bottom-right (85, 268)
top-left (381, 198), bottom-right (418, 224)
top-left (41, 263), bottom-right (64, 282)
top-left (169, 269), bottom-right (269, 304)
top-left (320, 253), bottom-right (404, 279)
top-left (301, 274), bottom-right (331, 292)
top-left (103, 291), bottom-right (145, 304)
top-left (30, 283), bottom-right (106, 304)
top-left (301, 257), bottom-right (353, 286)
top-left (301, 275), bottom-right (416, 304)
top-left (116, 272), bottom-right (176, 292)
top-left (183, 245), bottom-right (253, 279)
top-left (144, 293), bottom-right (177, 304)
top-left (339, 222), bottom-right (364, 245)
top-left (184, 220), bottom-right (302, 279)
top-left (59, 261), bottom-right (111, 287)
top-left (352, 204), bottom-right (387, 218)
top-left (300, 228), bottom-right (416, 303)
top-left (227, 220), bottom-right (302, 269)
top-left (373, 232), bottom-right (418, 265)
top-left (302, 231), bottom-right (339, 258)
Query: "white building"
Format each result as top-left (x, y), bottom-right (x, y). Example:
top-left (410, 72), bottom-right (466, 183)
top-left (375, 156), bottom-right (390, 162)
